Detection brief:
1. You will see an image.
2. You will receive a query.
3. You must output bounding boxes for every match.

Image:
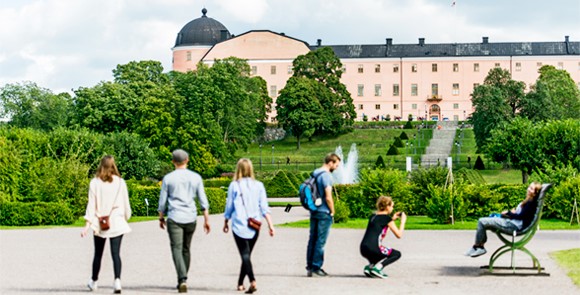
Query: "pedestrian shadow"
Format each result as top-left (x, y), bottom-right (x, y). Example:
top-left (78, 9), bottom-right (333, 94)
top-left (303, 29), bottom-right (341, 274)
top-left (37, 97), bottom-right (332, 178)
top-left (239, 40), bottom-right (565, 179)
top-left (258, 273), bottom-right (366, 279)
top-left (8, 285), bottom-right (233, 294)
top-left (439, 266), bottom-right (482, 277)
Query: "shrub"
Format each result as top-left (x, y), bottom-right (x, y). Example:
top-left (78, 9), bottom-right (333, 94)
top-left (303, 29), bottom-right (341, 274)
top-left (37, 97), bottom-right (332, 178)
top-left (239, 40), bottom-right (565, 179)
top-left (459, 184), bottom-right (504, 219)
top-left (474, 155), bottom-right (485, 170)
top-left (409, 167), bottom-right (449, 215)
top-left (531, 164), bottom-right (579, 187)
top-left (333, 197), bottom-right (350, 223)
top-left (399, 131), bottom-right (409, 140)
top-left (127, 182), bottom-right (160, 216)
top-left (425, 184), bottom-right (466, 224)
top-left (386, 144), bottom-right (399, 155)
top-left (353, 169), bottom-right (415, 217)
top-left (0, 137), bottom-right (21, 200)
top-left (0, 201), bottom-right (76, 226)
top-left (285, 172), bottom-right (302, 189)
top-left (403, 120), bottom-right (413, 129)
top-left (204, 187), bottom-right (227, 214)
top-left (375, 155), bottom-right (386, 169)
top-left (101, 131), bottom-right (161, 180)
top-left (547, 176), bottom-right (580, 219)
top-left (204, 177), bottom-right (232, 188)
top-left (393, 136), bottom-right (404, 148)
top-left (264, 170), bottom-right (297, 197)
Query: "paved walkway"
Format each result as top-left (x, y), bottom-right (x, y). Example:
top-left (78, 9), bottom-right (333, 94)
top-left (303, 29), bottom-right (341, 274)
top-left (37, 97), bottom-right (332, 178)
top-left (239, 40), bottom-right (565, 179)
top-left (1, 208), bottom-right (579, 295)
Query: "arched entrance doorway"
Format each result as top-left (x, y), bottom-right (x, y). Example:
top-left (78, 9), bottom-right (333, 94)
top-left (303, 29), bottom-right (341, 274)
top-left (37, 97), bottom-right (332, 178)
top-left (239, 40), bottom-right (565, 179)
top-left (430, 104), bottom-right (441, 121)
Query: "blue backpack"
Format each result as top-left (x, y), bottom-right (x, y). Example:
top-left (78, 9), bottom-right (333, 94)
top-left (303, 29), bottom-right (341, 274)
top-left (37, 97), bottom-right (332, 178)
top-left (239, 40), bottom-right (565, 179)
top-left (299, 171), bottom-right (326, 211)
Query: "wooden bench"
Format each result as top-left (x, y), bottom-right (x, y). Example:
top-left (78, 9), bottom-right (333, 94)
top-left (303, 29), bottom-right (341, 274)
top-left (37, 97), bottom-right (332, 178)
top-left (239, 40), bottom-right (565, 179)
top-left (482, 183), bottom-right (552, 275)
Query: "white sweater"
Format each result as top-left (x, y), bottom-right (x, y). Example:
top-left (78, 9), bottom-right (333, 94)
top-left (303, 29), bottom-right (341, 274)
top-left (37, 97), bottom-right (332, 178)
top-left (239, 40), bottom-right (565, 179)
top-left (84, 175), bottom-right (132, 238)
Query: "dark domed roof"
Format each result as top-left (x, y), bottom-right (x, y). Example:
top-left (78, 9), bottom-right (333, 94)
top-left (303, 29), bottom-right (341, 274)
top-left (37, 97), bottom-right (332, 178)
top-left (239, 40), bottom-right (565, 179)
top-left (174, 8), bottom-right (231, 47)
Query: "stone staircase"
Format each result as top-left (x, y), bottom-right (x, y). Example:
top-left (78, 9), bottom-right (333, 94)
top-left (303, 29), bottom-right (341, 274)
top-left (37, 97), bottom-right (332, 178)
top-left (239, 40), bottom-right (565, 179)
top-left (421, 121), bottom-right (458, 167)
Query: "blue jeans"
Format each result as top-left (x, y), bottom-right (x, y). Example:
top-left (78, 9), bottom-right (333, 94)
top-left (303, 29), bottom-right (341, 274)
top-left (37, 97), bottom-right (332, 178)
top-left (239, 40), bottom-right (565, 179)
top-left (475, 217), bottom-right (519, 245)
top-left (306, 211), bottom-right (333, 271)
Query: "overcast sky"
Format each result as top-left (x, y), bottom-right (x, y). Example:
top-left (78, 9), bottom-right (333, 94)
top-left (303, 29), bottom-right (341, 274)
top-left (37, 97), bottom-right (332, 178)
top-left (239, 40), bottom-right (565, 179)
top-left (1, 0), bottom-right (579, 93)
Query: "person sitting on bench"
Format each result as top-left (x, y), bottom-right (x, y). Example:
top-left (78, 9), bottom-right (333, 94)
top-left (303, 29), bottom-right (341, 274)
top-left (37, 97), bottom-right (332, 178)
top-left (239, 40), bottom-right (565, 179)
top-left (465, 182), bottom-right (542, 258)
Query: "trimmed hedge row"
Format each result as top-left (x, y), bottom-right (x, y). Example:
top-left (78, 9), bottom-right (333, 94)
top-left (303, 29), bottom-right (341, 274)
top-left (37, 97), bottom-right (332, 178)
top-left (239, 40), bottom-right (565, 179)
top-left (0, 201), bottom-right (76, 226)
top-left (127, 182), bottom-right (227, 216)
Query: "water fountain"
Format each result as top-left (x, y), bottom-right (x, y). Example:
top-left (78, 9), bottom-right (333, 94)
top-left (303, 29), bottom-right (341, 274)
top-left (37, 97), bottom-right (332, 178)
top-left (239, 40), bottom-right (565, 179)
top-left (332, 143), bottom-right (359, 184)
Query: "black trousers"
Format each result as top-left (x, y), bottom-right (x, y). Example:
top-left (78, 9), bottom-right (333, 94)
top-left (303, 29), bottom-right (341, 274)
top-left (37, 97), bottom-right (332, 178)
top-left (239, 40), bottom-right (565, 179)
top-left (233, 232), bottom-right (259, 286)
top-left (92, 235), bottom-right (123, 281)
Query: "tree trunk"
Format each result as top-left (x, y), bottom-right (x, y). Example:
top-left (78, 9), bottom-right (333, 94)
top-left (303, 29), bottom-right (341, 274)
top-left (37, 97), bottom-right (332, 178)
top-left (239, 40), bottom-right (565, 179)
top-left (296, 134), bottom-right (301, 150)
top-left (521, 170), bottom-right (529, 184)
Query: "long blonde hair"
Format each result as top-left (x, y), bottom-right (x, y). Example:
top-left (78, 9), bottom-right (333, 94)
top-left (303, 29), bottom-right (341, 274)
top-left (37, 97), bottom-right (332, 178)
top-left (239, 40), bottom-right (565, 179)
top-left (233, 158), bottom-right (255, 181)
top-left (96, 155), bottom-right (120, 182)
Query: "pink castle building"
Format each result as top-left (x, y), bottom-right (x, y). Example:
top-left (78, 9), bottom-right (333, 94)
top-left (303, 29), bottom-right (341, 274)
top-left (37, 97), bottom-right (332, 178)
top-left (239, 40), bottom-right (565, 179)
top-left (173, 9), bottom-right (580, 122)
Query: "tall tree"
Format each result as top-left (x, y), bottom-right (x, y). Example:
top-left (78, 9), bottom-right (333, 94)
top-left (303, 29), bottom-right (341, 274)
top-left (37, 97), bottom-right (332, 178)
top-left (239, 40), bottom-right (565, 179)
top-left (520, 65), bottom-right (580, 121)
top-left (0, 82), bottom-right (72, 131)
top-left (291, 47), bottom-right (356, 135)
top-left (471, 68), bottom-right (525, 150)
top-left (276, 77), bottom-right (323, 149)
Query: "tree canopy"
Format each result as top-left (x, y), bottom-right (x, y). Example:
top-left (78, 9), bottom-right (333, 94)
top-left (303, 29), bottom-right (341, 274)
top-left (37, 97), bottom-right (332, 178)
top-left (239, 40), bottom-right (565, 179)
top-left (280, 47), bottom-right (356, 139)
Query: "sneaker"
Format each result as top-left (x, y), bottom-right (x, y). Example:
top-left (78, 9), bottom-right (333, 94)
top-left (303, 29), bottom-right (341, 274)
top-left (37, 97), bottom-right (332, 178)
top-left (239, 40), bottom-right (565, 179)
top-left (363, 265), bottom-right (372, 277)
top-left (87, 279), bottom-right (97, 291)
top-left (370, 267), bottom-right (388, 279)
top-left (113, 278), bottom-right (122, 294)
top-left (311, 269), bottom-right (328, 277)
top-left (178, 282), bottom-right (188, 293)
top-left (465, 246), bottom-right (487, 257)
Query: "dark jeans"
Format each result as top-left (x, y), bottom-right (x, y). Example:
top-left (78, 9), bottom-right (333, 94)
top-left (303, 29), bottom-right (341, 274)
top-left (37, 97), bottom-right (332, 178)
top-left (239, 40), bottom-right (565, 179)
top-left (92, 235), bottom-right (123, 281)
top-left (361, 247), bottom-right (402, 268)
top-left (167, 219), bottom-right (197, 283)
top-left (306, 211), bottom-right (333, 271)
top-left (233, 232), bottom-right (259, 286)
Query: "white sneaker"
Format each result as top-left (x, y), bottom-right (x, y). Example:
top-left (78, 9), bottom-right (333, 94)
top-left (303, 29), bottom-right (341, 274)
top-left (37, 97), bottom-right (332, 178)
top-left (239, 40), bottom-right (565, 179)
top-left (465, 247), bottom-right (487, 257)
top-left (87, 279), bottom-right (97, 291)
top-left (114, 278), bottom-right (122, 294)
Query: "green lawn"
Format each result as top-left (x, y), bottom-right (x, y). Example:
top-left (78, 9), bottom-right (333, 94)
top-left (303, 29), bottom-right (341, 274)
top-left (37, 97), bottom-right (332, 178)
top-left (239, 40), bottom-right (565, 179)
top-left (279, 216), bottom-right (578, 230)
top-left (479, 169), bottom-right (523, 184)
top-left (551, 248), bottom-right (580, 286)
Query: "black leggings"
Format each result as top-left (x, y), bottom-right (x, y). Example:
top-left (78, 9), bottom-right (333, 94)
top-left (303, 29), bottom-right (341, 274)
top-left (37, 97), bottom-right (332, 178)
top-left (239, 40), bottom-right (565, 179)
top-left (92, 235), bottom-right (123, 281)
top-left (362, 248), bottom-right (402, 269)
top-left (233, 232), bottom-right (259, 286)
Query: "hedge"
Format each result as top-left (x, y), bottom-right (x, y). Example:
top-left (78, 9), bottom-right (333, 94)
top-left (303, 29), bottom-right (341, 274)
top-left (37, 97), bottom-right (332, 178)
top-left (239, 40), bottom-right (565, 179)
top-left (127, 182), bottom-right (227, 216)
top-left (0, 201), bottom-right (76, 226)
top-left (265, 170), bottom-right (297, 198)
top-left (204, 177), bottom-right (232, 188)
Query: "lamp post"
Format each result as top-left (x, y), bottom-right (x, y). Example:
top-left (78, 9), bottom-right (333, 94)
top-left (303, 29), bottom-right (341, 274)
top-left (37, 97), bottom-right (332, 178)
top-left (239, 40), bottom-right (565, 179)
top-left (259, 144), bottom-right (263, 170)
top-left (406, 142), bottom-right (409, 157)
top-left (271, 144), bottom-right (275, 164)
top-left (455, 141), bottom-right (461, 164)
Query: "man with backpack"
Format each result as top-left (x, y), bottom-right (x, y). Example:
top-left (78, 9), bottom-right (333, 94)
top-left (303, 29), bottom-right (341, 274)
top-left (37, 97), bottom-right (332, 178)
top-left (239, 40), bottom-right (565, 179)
top-left (306, 153), bottom-right (341, 277)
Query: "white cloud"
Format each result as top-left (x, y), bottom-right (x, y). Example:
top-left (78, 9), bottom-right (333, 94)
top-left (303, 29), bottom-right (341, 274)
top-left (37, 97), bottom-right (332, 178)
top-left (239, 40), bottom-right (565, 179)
top-left (0, 0), bottom-right (578, 93)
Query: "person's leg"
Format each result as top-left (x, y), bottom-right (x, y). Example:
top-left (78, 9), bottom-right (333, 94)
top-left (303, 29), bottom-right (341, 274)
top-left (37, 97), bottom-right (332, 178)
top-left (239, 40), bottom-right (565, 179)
top-left (379, 249), bottom-right (401, 268)
top-left (167, 219), bottom-right (187, 283)
top-left (233, 232), bottom-right (258, 287)
top-left (475, 217), bottom-right (519, 246)
top-left (181, 221), bottom-right (197, 276)
top-left (311, 212), bottom-right (332, 271)
top-left (92, 236), bottom-right (107, 281)
top-left (109, 235), bottom-right (124, 279)
top-left (306, 214), bottom-right (319, 271)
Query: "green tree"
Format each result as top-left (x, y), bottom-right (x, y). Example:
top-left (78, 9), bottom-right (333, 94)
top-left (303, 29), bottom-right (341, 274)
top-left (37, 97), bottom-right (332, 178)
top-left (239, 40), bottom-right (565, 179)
top-left (485, 118), bottom-right (542, 183)
top-left (520, 65), bottom-right (580, 121)
top-left (275, 77), bottom-right (323, 149)
top-left (0, 82), bottom-right (72, 131)
top-left (291, 47), bottom-right (356, 135)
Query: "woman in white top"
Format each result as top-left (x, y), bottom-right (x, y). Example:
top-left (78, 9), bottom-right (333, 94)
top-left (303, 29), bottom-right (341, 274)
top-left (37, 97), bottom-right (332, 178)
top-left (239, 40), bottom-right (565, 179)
top-left (223, 158), bottom-right (275, 294)
top-left (81, 155), bottom-right (131, 293)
